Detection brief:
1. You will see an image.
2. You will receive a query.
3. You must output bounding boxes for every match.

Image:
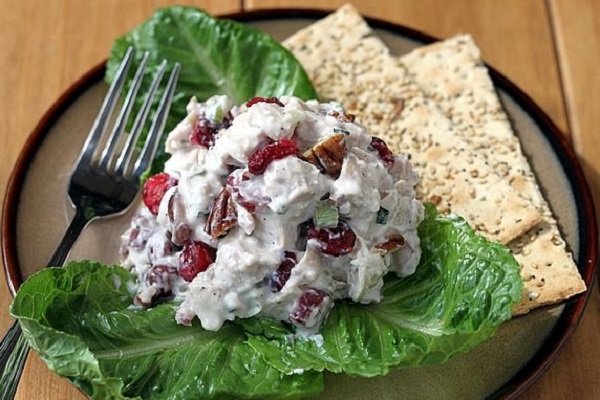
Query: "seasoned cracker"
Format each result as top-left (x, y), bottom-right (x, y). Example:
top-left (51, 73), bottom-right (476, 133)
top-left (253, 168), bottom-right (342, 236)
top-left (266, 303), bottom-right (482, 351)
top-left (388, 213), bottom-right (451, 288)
top-left (399, 35), bottom-right (586, 312)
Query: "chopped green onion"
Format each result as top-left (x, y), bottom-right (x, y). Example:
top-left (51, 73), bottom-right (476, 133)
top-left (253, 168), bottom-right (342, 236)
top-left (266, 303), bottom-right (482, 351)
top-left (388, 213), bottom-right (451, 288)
top-left (334, 128), bottom-right (350, 135)
top-left (376, 207), bottom-right (389, 224)
top-left (315, 200), bottom-right (339, 228)
top-left (214, 106), bottom-right (224, 121)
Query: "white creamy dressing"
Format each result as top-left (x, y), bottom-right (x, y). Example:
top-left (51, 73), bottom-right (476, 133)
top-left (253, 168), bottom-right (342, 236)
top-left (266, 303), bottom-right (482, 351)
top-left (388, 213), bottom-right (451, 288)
top-left (121, 95), bottom-right (424, 333)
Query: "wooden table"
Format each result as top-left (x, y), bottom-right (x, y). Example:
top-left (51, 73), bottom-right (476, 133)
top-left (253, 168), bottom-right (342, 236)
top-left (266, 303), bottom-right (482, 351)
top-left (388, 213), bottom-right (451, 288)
top-left (1, 1), bottom-right (598, 398)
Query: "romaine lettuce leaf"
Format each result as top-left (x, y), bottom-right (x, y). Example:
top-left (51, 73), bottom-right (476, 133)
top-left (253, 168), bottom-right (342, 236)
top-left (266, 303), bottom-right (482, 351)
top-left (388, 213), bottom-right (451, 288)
top-left (105, 6), bottom-right (318, 174)
top-left (10, 206), bottom-right (522, 398)
top-left (240, 204), bottom-right (523, 377)
top-left (10, 262), bottom-right (323, 399)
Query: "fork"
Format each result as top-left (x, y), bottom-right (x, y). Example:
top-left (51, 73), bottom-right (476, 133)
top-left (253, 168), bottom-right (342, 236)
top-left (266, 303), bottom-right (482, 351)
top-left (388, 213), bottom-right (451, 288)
top-left (0, 47), bottom-right (180, 399)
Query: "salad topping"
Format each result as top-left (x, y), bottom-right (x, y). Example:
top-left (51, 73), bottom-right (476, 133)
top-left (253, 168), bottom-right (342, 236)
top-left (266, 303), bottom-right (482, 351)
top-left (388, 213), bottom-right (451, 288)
top-left (121, 94), bottom-right (424, 332)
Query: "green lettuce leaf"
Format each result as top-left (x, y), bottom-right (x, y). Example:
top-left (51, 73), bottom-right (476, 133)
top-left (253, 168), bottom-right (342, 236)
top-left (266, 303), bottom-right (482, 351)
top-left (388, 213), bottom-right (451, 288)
top-left (11, 207), bottom-right (522, 398)
top-left (240, 204), bottom-right (523, 377)
top-left (10, 261), bottom-right (323, 399)
top-left (105, 6), bottom-right (318, 175)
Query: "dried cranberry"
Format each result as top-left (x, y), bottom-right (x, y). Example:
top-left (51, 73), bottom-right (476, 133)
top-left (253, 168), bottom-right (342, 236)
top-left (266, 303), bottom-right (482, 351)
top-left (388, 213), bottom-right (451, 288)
top-left (289, 288), bottom-right (330, 327)
top-left (369, 136), bottom-right (395, 169)
top-left (248, 138), bottom-right (298, 175)
top-left (178, 241), bottom-right (216, 282)
top-left (190, 117), bottom-right (217, 148)
top-left (246, 96), bottom-right (284, 107)
top-left (190, 115), bottom-right (232, 148)
top-left (307, 219), bottom-right (356, 257)
top-left (146, 265), bottom-right (178, 296)
top-left (127, 227), bottom-right (147, 249)
top-left (142, 173), bottom-right (178, 215)
top-left (269, 251), bottom-right (297, 292)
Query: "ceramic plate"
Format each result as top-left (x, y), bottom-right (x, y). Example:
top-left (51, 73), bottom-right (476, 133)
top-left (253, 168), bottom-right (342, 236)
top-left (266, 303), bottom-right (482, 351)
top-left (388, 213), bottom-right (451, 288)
top-left (2, 9), bottom-right (597, 400)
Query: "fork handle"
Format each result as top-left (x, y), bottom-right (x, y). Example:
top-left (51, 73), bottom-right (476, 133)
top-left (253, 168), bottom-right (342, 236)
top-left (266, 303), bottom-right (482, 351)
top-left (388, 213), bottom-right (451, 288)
top-left (47, 206), bottom-right (92, 267)
top-left (0, 207), bottom-right (91, 399)
top-left (0, 321), bottom-right (28, 399)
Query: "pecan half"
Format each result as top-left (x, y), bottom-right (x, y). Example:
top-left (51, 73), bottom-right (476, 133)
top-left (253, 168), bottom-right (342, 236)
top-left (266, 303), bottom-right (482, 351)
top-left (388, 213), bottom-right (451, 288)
top-left (327, 110), bottom-right (356, 123)
top-left (373, 234), bottom-right (406, 253)
top-left (300, 133), bottom-right (346, 177)
top-left (206, 187), bottom-right (237, 238)
top-left (167, 189), bottom-right (191, 246)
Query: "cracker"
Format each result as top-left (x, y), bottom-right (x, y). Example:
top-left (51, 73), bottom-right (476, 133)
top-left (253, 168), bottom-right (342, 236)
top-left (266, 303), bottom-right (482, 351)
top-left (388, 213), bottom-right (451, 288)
top-left (284, 4), bottom-right (542, 246)
top-left (399, 35), bottom-right (586, 313)
top-left (282, 3), bottom-right (392, 101)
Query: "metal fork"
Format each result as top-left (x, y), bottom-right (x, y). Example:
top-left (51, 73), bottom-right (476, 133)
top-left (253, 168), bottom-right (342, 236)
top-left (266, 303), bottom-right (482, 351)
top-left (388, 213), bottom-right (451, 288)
top-left (0, 47), bottom-right (180, 399)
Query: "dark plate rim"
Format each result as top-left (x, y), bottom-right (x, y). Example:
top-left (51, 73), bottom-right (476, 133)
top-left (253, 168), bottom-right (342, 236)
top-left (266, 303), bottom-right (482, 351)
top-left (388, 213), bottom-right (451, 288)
top-left (1, 8), bottom-right (597, 400)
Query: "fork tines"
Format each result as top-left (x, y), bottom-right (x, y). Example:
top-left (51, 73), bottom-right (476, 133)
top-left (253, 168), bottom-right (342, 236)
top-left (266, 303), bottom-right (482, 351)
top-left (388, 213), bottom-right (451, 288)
top-left (76, 47), bottom-right (180, 181)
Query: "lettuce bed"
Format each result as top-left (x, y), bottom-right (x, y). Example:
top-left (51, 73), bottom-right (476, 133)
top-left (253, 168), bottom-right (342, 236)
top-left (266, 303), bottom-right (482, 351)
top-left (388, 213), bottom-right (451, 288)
top-left (11, 205), bottom-right (522, 399)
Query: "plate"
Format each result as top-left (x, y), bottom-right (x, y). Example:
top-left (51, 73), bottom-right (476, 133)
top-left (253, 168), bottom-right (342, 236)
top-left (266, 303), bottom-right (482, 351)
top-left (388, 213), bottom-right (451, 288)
top-left (2, 9), bottom-right (597, 400)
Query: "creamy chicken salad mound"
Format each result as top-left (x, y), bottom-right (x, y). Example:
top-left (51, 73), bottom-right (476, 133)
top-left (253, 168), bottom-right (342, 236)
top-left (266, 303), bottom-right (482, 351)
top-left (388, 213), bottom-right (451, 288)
top-left (120, 94), bottom-right (424, 333)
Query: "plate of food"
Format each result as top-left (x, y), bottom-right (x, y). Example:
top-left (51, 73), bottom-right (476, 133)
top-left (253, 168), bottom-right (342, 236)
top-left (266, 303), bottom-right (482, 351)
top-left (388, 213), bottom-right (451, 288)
top-left (2, 4), bottom-right (596, 399)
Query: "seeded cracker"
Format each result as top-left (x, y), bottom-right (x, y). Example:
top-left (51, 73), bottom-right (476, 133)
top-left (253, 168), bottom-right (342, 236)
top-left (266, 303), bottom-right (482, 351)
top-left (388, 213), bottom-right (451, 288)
top-left (283, 4), bottom-right (542, 247)
top-left (399, 35), bottom-right (585, 313)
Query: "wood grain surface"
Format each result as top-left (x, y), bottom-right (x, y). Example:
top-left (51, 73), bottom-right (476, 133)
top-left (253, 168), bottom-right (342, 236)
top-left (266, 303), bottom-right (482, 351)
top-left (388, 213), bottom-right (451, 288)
top-left (1, 1), bottom-right (598, 399)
